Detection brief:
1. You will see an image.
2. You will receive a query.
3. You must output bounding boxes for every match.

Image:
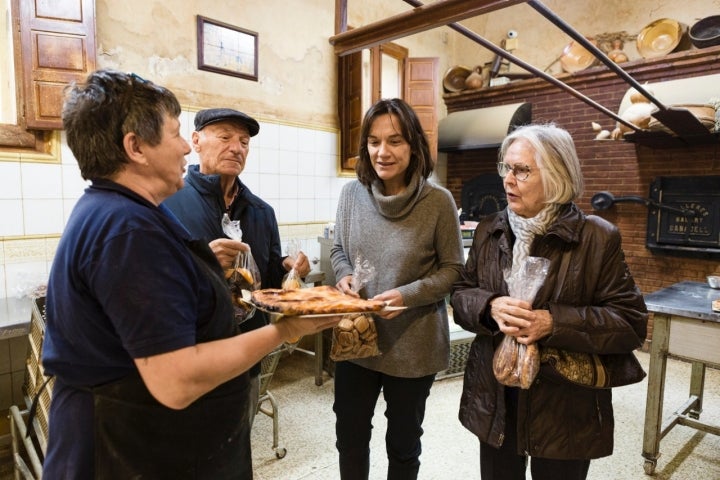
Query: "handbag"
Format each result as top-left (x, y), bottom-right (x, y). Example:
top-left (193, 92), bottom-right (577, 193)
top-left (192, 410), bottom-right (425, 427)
top-left (538, 246), bottom-right (646, 389)
top-left (539, 347), bottom-right (646, 389)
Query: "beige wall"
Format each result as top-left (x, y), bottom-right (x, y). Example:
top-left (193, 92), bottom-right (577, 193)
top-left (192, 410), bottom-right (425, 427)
top-left (95, 0), bottom-right (455, 127)
top-left (96, 0), bottom-right (339, 127)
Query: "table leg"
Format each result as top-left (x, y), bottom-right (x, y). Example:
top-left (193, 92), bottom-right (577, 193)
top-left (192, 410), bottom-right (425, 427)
top-left (314, 331), bottom-right (323, 386)
top-left (642, 313), bottom-right (671, 475)
top-left (688, 361), bottom-right (706, 419)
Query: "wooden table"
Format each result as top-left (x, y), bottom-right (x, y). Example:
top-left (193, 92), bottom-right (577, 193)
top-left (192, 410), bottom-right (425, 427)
top-left (301, 270), bottom-right (326, 386)
top-left (642, 281), bottom-right (720, 475)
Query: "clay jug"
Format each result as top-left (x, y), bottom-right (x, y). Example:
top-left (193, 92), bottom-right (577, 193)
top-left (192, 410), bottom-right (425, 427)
top-left (464, 67), bottom-right (484, 89)
top-left (608, 39), bottom-right (628, 63)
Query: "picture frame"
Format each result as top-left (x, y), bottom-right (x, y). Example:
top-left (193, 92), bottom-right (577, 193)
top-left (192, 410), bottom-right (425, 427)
top-left (197, 16), bottom-right (258, 81)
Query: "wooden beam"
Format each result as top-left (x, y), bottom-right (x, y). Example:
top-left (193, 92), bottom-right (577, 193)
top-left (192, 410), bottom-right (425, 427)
top-left (335, 0), bottom-right (347, 34)
top-left (329, 0), bottom-right (527, 56)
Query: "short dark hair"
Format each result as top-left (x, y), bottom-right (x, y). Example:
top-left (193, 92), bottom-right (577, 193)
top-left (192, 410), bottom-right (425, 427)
top-left (355, 98), bottom-right (434, 188)
top-left (62, 69), bottom-right (182, 180)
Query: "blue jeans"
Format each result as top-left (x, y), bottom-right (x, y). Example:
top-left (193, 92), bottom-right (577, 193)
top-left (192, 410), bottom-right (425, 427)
top-left (333, 360), bottom-right (435, 480)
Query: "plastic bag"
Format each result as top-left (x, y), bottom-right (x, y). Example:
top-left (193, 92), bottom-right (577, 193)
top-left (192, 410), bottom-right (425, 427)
top-left (492, 256), bottom-right (550, 389)
top-left (282, 238), bottom-right (306, 290)
top-left (221, 213), bottom-right (261, 324)
top-left (330, 251), bottom-right (382, 361)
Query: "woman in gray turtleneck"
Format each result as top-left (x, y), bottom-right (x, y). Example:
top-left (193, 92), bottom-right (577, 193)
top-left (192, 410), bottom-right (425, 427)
top-left (330, 98), bottom-right (464, 480)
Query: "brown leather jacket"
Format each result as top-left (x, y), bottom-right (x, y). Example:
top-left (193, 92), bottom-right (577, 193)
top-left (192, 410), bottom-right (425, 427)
top-left (451, 203), bottom-right (648, 460)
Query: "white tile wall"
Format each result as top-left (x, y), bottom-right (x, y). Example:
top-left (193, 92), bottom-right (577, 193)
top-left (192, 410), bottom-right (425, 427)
top-left (0, 199), bottom-right (23, 237)
top-left (0, 162), bottom-right (22, 198)
top-left (0, 108), bottom-right (346, 299)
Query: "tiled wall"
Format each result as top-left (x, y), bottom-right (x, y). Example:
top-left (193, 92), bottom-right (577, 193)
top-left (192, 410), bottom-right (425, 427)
top-left (0, 108), bottom-right (354, 300)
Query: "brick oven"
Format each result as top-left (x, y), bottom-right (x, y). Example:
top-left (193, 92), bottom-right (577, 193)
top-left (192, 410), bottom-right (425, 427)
top-left (443, 46), bottom-right (720, 346)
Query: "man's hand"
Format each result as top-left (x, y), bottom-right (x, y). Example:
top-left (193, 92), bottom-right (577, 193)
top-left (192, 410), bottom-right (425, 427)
top-left (209, 238), bottom-right (250, 269)
top-left (283, 251), bottom-right (310, 278)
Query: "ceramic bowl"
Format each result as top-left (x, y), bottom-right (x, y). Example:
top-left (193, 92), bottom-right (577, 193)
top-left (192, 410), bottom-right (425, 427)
top-left (709, 275), bottom-right (720, 289)
top-left (690, 16), bottom-right (720, 49)
top-left (559, 38), bottom-right (597, 73)
top-left (637, 19), bottom-right (684, 59)
top-left (443, 65), bottom-right (472, 92)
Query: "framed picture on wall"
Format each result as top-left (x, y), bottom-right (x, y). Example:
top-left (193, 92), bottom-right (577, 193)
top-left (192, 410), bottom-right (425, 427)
top-left (197, 15), bottom-right (258, 81)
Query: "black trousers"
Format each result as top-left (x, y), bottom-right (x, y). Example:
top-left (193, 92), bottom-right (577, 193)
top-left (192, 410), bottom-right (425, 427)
top-left (480, 388), bottom-right (590, 480)
top-left (333, 360), bottom-right (435, 480)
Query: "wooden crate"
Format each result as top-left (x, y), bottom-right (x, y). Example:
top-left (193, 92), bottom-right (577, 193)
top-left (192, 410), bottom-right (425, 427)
top-left (22, 296), bottom-right (53, 454)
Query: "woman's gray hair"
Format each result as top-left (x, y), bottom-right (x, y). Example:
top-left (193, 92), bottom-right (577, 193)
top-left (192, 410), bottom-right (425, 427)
top-left (499, 123), bottom-right (584, 204)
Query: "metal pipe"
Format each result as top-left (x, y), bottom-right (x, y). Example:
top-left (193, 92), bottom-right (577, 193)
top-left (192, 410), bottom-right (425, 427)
top-left (401, 0), bottom-right (640, 131)
top-left (527, 0), bottom-right (663, 112)
top-left (590, 191), bottom-right (696, 217)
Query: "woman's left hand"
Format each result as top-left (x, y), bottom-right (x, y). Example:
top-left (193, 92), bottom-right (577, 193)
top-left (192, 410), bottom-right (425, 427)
top-left (372, 289), bottom-right (405, 319)
top-left (490, 296), bottom-right (553, 343)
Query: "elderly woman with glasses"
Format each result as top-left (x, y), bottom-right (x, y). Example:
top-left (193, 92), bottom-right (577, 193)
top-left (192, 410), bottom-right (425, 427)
top-left (450, 124), bottom-right (648, 480)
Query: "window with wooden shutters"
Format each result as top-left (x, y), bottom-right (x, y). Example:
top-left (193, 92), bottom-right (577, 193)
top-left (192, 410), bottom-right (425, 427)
top-left (338, 46), bottom-right (438, 174)
top-left (405, 57), bottom-right (438, 163)
top-left (0, 0), bottom-right (95, 154)
top-left (20, 0), bottom-right (96, 130)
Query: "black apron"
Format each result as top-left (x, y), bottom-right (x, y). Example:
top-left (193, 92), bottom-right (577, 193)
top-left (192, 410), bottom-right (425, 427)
top-left (92, 240), bottom-right (253, 479)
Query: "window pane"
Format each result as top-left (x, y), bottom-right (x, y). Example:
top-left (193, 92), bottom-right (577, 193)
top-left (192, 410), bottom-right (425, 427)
top-left (381, 53), bottom-right (400, 99)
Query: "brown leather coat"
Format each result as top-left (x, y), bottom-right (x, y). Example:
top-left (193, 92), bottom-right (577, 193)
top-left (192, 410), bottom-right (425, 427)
top-left (451, 203), bottom-right (647, 460)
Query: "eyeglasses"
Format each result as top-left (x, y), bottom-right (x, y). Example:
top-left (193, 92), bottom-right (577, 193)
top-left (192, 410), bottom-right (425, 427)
top-left (497, 162), bottom-right (533, 182)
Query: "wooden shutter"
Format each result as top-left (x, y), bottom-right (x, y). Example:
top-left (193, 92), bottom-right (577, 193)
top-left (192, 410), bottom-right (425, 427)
top-left (20, 0), bottom-right (96, 130)
top-left (405, 57), bottom-right (438, 162)
top-left (338, 50), bottom-right (363, 172)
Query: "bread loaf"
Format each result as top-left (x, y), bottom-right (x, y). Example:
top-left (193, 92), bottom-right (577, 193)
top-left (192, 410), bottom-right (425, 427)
top-left (493, 335), bottom-right (519, 384)
top-left (518, 343), bottom-right (540, 389)
top-left (330, 313), bottom-right (381, 361)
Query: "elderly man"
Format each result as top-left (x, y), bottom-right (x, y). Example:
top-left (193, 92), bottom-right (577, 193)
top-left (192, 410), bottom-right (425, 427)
top-left (163, 107), bottom-right (310, 422)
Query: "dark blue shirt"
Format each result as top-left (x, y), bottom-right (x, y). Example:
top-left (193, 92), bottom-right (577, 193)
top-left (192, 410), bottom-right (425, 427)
top-left (43, 179), bottom-right (217, 478)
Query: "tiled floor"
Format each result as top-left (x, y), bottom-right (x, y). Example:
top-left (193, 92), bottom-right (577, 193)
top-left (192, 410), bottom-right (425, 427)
top-left (4, 348), bottom-right (719, 479)
top-left (251, 349), bottom-right (720, 480)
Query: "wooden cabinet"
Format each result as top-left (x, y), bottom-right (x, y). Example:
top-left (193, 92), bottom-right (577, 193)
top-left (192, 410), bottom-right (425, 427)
top-left (18, 0), bottom-right (96, 130)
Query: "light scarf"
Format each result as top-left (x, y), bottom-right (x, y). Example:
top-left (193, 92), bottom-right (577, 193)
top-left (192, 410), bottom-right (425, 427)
top-left (507, 203), bottom-right (561, 276)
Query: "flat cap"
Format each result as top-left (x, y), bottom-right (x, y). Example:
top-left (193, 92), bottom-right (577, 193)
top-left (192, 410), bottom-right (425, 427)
top-left (194, 108), bottom-right (260, 136)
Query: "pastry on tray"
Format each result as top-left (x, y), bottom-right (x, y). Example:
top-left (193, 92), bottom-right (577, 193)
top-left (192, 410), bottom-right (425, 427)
top-left (250, 285), bottom-right (388, 316)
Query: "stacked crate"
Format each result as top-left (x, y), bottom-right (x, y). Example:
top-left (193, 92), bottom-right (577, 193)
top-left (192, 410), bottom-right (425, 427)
top-left (22, 296), bottom-right (54, 454)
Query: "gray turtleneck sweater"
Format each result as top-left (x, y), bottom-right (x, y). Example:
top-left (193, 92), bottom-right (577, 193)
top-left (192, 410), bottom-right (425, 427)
top-left (330, 176), bottom-right (464, 377)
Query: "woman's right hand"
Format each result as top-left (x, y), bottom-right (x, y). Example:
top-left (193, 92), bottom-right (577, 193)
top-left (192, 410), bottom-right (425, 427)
top-left (490, 296), bottom-right (532, 336)
top-left (273, 315), bottom-right (342, 343)
top-left (490, 296), bottom-right (552, 344)
top-left (336, 275), bottom-right (359, 297)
